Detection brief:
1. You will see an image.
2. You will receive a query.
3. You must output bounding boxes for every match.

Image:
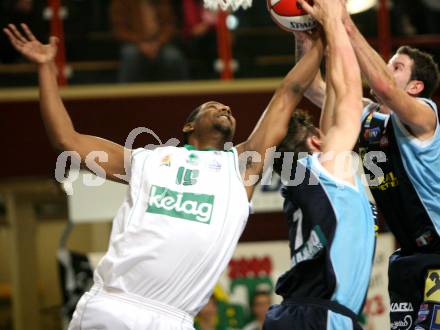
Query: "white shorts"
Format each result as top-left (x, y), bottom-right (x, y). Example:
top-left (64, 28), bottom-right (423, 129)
top-left (68, 286), bottom-right (194, 330)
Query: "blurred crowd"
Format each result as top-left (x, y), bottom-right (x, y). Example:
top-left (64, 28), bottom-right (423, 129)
top-left (0, 0), bottom-right (439, 85)
top-left (193, 289), bottom-right (272, 330)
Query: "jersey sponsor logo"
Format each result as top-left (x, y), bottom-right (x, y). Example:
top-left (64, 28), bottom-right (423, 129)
top-left (147, 185), bottom-right (214, 224)
top-left (391, 302), bottom-right (414, 313)
top-left (208, 159), bottom-right (222, 171)
top-left (380, 135), bottom-right (389, 148)
top-left (291, 225), bottom-right (327, 267)
top-left (417, 303), bottom-right (430, 322)
top-left (416, 230), bottom-right (435, 248)
top-left (425, 270), bottom-right (440, 302)
top-left (187, 153), bottom-right (200, 166)
top-left (431, 305), bottom-right (440, 330)
top-left (364, 127), bottom-right (382, 143)
top-left (160, 154), bottom-right (171, 167)
top-left (390, 315), bottom-right (412, 330)
top-left (371, 171), bottom-right (399, 191)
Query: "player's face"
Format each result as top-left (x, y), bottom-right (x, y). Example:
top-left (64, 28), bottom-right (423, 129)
top-left (196, 101), bottom-right (237, 138)
top-left (197, 296), bottom-right (217, 320)
top-left (252, 294), bottom-right (271, 321)
top-left (387, 53), bottom-right (414, 92)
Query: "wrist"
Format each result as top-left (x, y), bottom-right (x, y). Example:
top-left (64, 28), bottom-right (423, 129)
top-left (343, 16), bottom-right (355, 36)
top-left (322, 18), bottom-right (340, 32)
top-left (38, 61), bottom-right (54, 68)
top-left (38, 61), bottom-right (58, 75)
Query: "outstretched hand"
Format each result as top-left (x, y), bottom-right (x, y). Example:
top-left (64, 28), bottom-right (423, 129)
top-left (3, 23), bottom-right (58, 64)
top-left (298, 0), bottom-right (347, 26)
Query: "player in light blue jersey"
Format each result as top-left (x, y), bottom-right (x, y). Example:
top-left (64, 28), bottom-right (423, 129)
top-left (264, 0), bottom-right (375, 329)
top-left (296, 0), bottom-right (440, 327)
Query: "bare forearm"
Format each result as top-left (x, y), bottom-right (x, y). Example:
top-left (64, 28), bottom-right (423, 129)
top-left (305, 70), bottom-right (326, 108)
top-left (320, 61), bottom-right (335, 134)
top-left (295, 34), bottom-right (325, 107)
top-left (266, 40), bottom-right (323, 142)
top-left (243, 39), bottom-right (323, 160)
top-left (38, 62), bottom-right (76, 150)
top-left (281, 39), bottom-right (323, 98)
top-left (325, 19), bottom-right (361, 101)
top-left (345, 17), bottom-right (394, 95)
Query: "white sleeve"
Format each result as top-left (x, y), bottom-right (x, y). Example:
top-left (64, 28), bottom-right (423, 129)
top-left (128, 148), bottom-right (152, 183)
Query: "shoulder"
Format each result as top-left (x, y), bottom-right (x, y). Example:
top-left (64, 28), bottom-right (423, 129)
top-left (131, 145), bottom-right (183, 160)
top-left (416, 97), bottom-right (438, 112)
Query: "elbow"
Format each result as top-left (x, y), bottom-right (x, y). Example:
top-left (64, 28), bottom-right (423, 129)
top-left (50, 132), bottom-right (78, 152)
top-left (279, 80), bottom-right (305, 97)
top-left (51, 138), bottom-right (69, 152)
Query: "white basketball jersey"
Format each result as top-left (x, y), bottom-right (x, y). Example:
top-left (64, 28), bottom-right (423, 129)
top-left (94, 145), bottom-right (249, 316)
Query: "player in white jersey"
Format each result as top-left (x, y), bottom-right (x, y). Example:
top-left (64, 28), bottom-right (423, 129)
top-left (4, 24), bottom-right (323, 329)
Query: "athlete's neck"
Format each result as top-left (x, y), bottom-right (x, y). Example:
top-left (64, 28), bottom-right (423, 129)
top-left (186, 139), bottom-right (229, 151)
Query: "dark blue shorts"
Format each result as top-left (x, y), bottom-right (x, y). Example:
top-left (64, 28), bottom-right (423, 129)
top-left (388, 250), bottom-right (440, 330)
top-left (263, 297), bottom-right (362, 330)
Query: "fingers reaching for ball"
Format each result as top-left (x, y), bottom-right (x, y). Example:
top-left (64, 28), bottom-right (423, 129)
top-left (298, 0), bottom-right (348, 26)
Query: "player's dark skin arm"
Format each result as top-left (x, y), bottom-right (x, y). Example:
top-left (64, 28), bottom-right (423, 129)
top-left (236, 35), bottom-right (324, 199)
top-left (3, 24), bottom-right (130, 183)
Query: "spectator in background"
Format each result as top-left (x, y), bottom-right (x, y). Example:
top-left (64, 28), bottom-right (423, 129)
top-left (243, 290), bottom-right (272, 330)
top-left (181, 0), bottom-right (217, 79)
top-left (110, 0), bottom-right (188, 82)
top-left (195, 295), bottom-right (219, 330)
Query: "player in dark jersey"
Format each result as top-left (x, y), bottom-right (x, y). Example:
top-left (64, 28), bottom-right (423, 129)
top-left (357, 52), bottom-right (440, 330)
top-left (264, 1), bottom-right (376, 329)
top-left (297, 0), bottom-right (440, 328)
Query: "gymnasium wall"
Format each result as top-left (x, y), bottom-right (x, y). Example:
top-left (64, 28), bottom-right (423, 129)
top-left (0, 79), bottom-right (323, 178)
top-left (1, 80), bottom-right (438, 180)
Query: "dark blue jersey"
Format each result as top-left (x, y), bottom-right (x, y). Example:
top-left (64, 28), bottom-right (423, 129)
top-left (359, 98), bottom-right (440, 253)
top-left (276, 154), bottom-right (376, 315)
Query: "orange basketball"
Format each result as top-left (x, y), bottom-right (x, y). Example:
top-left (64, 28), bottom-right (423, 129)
top-left (267, 0), bottom-right (317, 32)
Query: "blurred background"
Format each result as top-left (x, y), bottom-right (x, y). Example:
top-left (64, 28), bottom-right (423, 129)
top-left (0, 0), bottom-right (439, 329)
top-left (0, 0), bottom-right (439, 85)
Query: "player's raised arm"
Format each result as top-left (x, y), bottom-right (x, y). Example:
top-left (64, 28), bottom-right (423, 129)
top-left (236, 33), bottom-right (323, 198)
top-left (299, 0), bottom-right (363, 184)
top-left (340, 1), bottom-right (437, 139)
top-left (294, 31), bottom-right (326, 109)
top-left (294, 30), bottom-right (371, 126)
top-left (3, 24), bottom-right (130, 183)
top-left (295, 30), bottom-right (337, 136)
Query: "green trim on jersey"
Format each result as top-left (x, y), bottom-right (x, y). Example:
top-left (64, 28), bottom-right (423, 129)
top-left (184, 144), bottom-right (221, 152)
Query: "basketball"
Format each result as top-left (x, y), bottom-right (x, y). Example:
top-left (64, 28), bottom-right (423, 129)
top-left (267, 0), bottom-right (317, 32)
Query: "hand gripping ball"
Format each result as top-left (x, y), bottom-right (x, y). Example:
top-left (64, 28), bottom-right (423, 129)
top-left (268, 0), bottom-right (317, 32)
